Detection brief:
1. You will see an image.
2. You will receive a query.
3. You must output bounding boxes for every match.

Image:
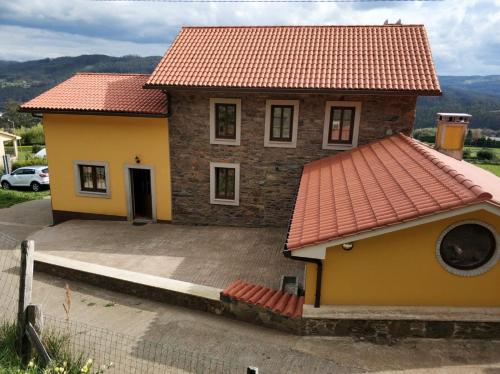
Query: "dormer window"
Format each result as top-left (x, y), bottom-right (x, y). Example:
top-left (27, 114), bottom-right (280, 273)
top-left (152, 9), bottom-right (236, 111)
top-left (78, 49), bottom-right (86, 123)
top-left (210, 98), bottom-right (241, 146)
top-left (322, 101), bottom-right (362, 150)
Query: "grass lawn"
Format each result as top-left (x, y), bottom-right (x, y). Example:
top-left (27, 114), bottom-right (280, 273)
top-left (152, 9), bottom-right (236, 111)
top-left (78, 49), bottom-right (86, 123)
top-left (464, 146), bottom-right (500, 158)
top-left (0, 188), bottom-right (50, 209)
top-left (472, 162), bottom-right (500, 177)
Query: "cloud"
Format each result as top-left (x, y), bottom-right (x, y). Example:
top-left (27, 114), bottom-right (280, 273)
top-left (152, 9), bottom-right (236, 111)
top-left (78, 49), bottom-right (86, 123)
top-left (0, 0), bottom-right (499, 75)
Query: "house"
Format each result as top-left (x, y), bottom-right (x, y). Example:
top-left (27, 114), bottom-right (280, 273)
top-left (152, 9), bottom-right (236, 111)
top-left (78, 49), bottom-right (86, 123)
top-left (0, 130), bottom-right (21, 161)
top-left (19, 24), bottom-right (499, 312)
top-left (20, 73), bottom-right (171, 222)
top-left (21, 24), bottom-right (440, 226)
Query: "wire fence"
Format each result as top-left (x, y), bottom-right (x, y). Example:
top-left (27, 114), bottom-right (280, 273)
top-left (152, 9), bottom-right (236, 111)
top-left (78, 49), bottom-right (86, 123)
top-left (0, 236), bottom-right (249, 374)
top-left (0, 232), bottom-right (21, 325)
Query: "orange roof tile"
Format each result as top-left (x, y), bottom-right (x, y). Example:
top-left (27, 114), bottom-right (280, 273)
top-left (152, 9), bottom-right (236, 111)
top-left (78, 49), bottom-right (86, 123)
top-left (21, 73), bottom-right (167, 116)
top-left (287, 134), bottom-right (500, 250)
top-left (147, 25), bottom-right (440, 94)
top-left (221, 280), bottom-right (304, 318)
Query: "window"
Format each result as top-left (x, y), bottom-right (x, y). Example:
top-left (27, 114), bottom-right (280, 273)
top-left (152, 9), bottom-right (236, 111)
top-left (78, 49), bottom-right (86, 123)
top-left (215, 104), bottom-right (237, 139)
top-left (270, 105), bottom-right (294, 141)
top-left (328, 107), bottom-right (355, 144)
top-left (264, 100), bottom-right (299, 148)
top-left (436, 221), bottom-right (498, 276)
top-left (210, 162), bottom-right (240, 206)
top-left (73, 161), bottom-right (110, 197)
top-left (210, 98), bottom-right (241, 145)
top-left (323, 101), bottom-right (362, 150)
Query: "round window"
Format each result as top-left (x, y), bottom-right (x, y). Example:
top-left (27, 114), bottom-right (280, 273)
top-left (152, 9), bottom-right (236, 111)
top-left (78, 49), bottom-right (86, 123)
top-left (437, 222), bottom-right (498, 276)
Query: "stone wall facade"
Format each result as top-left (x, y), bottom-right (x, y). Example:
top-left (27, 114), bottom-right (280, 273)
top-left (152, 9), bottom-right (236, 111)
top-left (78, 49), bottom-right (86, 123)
top-left (168, 91), bottom-right (417, 227)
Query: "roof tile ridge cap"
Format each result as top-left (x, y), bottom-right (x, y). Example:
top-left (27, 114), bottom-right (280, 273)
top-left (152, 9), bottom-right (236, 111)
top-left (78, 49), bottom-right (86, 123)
top-left (181, 24), bottom-right (425, 29)
top-left (399, 134), bottom-right (493, 200)
top-left (76, 72), bottom-right (149, 76)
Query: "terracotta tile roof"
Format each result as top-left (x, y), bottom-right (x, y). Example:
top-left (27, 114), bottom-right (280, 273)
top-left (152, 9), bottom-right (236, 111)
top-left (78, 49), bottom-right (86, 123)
top-left (287, 134), bottom-right (500, 250)
top-left (221, 280), bottom-right (304, 318)
top-left (147, 25), bottom-right (440, 94)
top-left (21, 73), bottom-right (167, 116)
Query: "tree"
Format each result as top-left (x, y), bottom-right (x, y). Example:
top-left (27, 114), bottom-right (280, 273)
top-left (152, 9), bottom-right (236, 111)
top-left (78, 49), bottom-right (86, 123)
top-left (0, 100), bottom-right (39, 131)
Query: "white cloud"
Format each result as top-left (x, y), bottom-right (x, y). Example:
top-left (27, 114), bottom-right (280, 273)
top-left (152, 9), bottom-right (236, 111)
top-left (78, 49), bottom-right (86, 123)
top-left (0, 0), bottom-right (499, 74)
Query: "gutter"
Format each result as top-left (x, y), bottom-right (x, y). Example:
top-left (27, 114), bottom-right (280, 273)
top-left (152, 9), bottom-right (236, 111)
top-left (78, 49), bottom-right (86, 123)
top-left (282, 165), bottom-right (323, 308)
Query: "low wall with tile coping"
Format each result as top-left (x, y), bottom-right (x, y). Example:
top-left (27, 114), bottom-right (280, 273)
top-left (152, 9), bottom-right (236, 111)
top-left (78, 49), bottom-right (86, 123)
top-left (34, 254), bottom-right (500, 342)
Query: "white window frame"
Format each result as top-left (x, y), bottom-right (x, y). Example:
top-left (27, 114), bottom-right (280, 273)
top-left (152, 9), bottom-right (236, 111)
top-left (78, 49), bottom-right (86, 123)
top-left (73, 160), bottom-right (110, 198)
top-left (264, 99), bottom-right (299, 148)
top-left (210, 162), bottom-right (240, 206)
top-left (210, 98), bottom-right (241, 146)
top-left (322, 101), bottom-right (362, 150)
top-left (436, 220), bottom-right (499, 277)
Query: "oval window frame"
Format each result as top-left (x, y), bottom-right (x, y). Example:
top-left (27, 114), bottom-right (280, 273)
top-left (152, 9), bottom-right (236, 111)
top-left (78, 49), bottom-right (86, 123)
top-left (436, 220), bottom-right (499, 277)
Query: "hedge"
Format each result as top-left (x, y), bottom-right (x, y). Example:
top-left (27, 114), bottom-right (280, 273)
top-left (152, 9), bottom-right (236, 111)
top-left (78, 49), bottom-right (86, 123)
top-left (12, 157), bottom-right (47, 170)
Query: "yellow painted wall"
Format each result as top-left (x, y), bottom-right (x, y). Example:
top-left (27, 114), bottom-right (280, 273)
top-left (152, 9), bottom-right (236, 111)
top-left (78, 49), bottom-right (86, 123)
top-left (43, 114), bottom-right (172, 221)
top-left (436, 124), bottom-right (466, 150)
top-left (305, 210), bottom-right (500, 306)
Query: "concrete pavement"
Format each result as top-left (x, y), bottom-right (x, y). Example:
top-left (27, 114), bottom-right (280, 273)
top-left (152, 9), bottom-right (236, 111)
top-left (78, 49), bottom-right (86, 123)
top-left (30, 219), bottom-right (303, 289)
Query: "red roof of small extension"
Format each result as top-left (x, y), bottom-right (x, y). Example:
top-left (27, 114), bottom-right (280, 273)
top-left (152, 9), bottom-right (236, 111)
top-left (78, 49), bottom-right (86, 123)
top-left (21, 73), bottom-right (167, 116)
top-left (146, 25), bottom-right (441, 94)
top-left (221, 280), bottom-right (304, 318)
top-left (287, 134), bottom-right (500, 251)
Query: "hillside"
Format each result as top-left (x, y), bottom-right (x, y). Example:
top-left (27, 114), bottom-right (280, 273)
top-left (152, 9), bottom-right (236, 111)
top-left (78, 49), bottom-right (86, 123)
top-left (1, 55), bottom-right (499, 130)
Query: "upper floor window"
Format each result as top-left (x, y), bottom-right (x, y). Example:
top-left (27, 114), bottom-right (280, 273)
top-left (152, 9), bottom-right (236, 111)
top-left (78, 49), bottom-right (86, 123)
top-left (264, 100), bottom-right (299, 148)
top-left (322, 101), bottom-right (362, 150)
top-left (73, 161), bottom-right (110, 197)
top-left (210, 98), bottom-right (241, 146)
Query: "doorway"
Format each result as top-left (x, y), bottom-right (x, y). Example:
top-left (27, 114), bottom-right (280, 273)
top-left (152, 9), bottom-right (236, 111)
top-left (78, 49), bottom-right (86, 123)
top-left (129, 168), bottom-right (153, 221)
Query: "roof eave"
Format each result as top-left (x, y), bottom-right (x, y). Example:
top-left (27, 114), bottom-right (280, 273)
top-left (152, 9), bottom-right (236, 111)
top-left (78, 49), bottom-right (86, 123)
top-left (143, 84), bottom-right (441, 96)
top-left (18, 107), bottom-right (168, 118)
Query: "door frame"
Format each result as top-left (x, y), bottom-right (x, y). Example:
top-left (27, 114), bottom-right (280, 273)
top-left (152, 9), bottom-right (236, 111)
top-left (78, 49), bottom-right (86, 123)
top-left (124, 164), bottom-right (157, 223)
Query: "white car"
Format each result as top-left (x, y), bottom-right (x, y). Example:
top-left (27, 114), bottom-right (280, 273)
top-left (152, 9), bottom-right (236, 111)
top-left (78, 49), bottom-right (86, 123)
top-left (1, 166), bottom-right (49, 192)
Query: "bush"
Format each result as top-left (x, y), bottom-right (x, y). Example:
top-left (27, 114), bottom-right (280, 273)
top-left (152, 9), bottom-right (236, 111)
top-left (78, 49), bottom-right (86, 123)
top-left (31, 144), bottom-right (44, 154)
top-left (476, 149), bottom-right (495, 161)
top-left (462, 148), bottom-right (472, 159)
top-left (13, 124), bottom-right (45, 145)
top-left (12, 156), bottom-right (47, 170)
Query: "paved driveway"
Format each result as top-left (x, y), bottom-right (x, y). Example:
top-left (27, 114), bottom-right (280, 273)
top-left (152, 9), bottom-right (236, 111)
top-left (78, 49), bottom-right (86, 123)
top-left (30, 219), bottom-right (303, 289)
top-left (0, 198), bottom-right (52, 241)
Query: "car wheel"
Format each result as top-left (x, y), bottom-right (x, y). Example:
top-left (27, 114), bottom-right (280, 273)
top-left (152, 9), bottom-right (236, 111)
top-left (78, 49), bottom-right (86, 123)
top-left (31, 182), bottom-right (41, 192)
top-left (1, 181), bottom-right (10, 190)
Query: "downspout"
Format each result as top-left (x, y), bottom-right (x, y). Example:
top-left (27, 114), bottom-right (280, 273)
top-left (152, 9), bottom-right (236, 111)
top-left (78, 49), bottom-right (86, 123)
top-left (282, 165), bottom-right (323, 308)
top-left (163, 91), bottom-right (172, 118)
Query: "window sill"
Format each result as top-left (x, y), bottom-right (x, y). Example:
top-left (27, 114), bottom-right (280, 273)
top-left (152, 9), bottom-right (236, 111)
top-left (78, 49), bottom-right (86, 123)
top-left (322, 143), bottom-right (356, 151)
top-left (264, 140), bottom-right (297, 149)
top-left (210, 198), bottom-right (239, 206)
top-left (76, 190), bottom-right (111, 199)
top-left (210, 138), bottom-right (240, 146)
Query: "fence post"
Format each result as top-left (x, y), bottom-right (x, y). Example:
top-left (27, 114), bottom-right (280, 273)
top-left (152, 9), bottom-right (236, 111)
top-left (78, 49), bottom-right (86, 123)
top-left (26, 304), bottom-right (51, 366)
top-left (18, 240), bottom-right (34, 365)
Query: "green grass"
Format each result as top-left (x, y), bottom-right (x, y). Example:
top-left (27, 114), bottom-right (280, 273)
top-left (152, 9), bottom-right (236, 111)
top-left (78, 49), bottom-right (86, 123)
top-left (0, 189), bottom-right (50, 209)
top-left (0, 322), bottom-right (101, 373)
top-left (464, 146), bottom-right (500, 158)
top-left (472, 163), bottom-right (500, 176)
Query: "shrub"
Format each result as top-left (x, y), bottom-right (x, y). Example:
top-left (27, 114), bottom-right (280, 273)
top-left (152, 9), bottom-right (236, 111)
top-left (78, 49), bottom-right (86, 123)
top-left (13, 124), bottom-right (45, 145)
top-left (462, 148), bottom-right (472, 159)
top-left (12, 156), bottom-right (47, 170)
top-left (4, 145), bottom-right (33, 155)
top-left (31, 144), bottom-right (44, 154)
top-left (476, 149), bottom-right (495, 161)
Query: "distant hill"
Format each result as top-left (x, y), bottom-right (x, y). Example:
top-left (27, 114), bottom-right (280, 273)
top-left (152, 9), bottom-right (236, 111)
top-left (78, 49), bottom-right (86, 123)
top-left (1, 55), bottom-right (499, 130)
top-left (416, 75), bottom-right (500, 130)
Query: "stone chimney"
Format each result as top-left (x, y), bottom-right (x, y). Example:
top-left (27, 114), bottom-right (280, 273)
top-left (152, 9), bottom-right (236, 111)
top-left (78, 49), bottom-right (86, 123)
top-left (435, 113), bottom-right (471, 160)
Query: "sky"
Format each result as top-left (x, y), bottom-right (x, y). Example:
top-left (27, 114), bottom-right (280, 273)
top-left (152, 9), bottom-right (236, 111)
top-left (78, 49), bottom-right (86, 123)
top-left (0, 0), bottom-right (499, 75)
